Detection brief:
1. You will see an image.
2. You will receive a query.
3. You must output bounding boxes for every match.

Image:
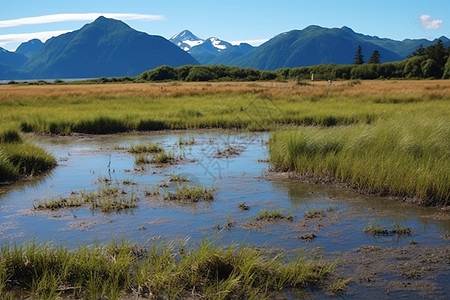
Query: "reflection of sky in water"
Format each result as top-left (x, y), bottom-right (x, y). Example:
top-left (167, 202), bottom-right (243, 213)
top-left (0, 132), bottom-right (448, 252)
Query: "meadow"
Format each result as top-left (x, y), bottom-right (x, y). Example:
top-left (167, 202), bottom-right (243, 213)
top-left (0, 79), bottom-right (449, 298)
top-left (1, 80), bottom-right (449, 205)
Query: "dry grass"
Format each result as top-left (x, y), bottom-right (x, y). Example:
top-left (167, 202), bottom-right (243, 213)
top-left (1, 80), bottom-right (449, 101)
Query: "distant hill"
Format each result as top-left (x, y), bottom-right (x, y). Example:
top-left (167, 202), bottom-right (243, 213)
top-left (0, 47), bottom-right (27, 70)
top-left (229, 26), bottom-right (402, 70)
top-left (16, 39), bottom-right (44, 58)
top-left (208, 43), bottom-right (254, 65)
top-left (341, 26), bottom-right (449, 58)
top-left (19, 17), bottom-right (198, 79)
top-left (172, 26), bottom-right (448, 70)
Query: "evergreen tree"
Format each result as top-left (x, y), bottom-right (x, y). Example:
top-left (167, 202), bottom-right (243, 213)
top-left (368, 50), bottom-right (381, 64)
top-left (408, 45), bottom-right (425, 58)
top-left (354, 45), bottom-right (364, 64)
top-left (427, 39), bottom-right (447, 67)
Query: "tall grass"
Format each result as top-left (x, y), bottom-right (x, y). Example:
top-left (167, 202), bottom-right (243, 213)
top-left (269, 114), bottom-right (450, 205)
top-left (0, 142), bottom-right (56, 183)
top-left (0, 239), bottom-right (335, 299)
top-left (6, 81), bottom-right (449, 136)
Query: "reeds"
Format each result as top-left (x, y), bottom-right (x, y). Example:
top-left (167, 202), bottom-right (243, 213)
top-left (0, 239), bottom-right (335, 299)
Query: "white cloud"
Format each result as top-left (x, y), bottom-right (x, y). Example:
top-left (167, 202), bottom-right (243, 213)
top-left (419, 14), bottom-right (443, 30)
top-left (0, 30), bottom-right (71, 48)
top-left (230, 38), bottom-right (268, 46)
top-left (0, 13), bottom-right (165, 28)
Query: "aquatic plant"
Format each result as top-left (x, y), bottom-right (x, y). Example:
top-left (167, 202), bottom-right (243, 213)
top-left (34, 183), bottom-right (137, 213)
top-left (363, 220), bottom-right (412, 236)
top-left (150, 150), bottom-right (175, 164)
top-left (256, 209), bottom-right (293, 221)
top-left (304, 208), bottom-right (326, 218)
top-left (363, 220), bottom-right (389, 235)
top-left (162, 184), bottom-right (215, 202)
top-left (128, 142), bottom-right (163, 154)
top-left (169, 174), bottom-right (189, 182)
top-left (238, 202), bottom-right (250, 211)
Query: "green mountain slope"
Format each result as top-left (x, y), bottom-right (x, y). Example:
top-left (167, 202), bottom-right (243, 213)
top-left (230, 26), bottom-right (402, 70)
top-left (20, 16), bottom-right (199, 79)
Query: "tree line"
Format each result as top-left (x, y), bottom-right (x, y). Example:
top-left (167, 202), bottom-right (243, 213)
top-left (73, 40), bottom-right (450, 85)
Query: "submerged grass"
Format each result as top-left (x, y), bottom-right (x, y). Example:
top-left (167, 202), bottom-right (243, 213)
top-left (128, 142), bottom-right (163, 154)
top-left (34, 183), bottom-right (137, 212)
top-left (0, 239), bottom-right (335, 299)
top-left (159, 184), bottom-right (216, 202)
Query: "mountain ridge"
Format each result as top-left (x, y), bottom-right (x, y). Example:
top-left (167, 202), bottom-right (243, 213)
top-left (16, 17), bottom-right (198, 79)
top-left (171, 25), bottom-right (448, 69)
top-left (1, 20), bottom-right (448, 80)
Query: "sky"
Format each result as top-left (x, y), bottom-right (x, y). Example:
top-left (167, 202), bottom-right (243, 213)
top-left (0, 0), bottom-right (448, 51)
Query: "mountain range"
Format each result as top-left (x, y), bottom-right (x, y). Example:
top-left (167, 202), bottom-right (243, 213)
top-left (0, 17), bottom-right (448, 80)
top-left (0, 17), bottom-right (198, 80)
top-left (169, 30), bottom-right (254, 65)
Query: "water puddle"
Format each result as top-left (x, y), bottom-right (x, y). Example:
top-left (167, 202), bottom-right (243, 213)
top-left (1, 131), bottom-right (449, 298)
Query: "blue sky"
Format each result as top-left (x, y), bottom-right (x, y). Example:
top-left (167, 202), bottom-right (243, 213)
top-left (0, 0), bottom-right (448, 51)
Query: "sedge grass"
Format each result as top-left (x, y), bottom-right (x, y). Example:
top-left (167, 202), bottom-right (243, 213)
top-left (256, 209), bottom-right (293, 221)
top-left (159, 184), bottom-right (215, 202)
top-left (0, 239), bottom-right (335, 299)
top-left (34, 183), bottom-right (137, 212)
top-left (128, 142), bottom-right (163, 154)
top-left (0, 142), bottom-right (56, 183)
top-left (269, 113), bottom-right (450, 206)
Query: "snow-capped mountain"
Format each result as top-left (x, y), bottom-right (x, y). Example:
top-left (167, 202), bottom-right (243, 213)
top-left (170, 30), bottom-right (203, 51)
top-left (170, 30), bottom-right (251, 64)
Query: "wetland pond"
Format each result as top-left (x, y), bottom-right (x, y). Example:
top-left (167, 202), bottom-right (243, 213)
top-left (1, 131), bottom-right (449, 299)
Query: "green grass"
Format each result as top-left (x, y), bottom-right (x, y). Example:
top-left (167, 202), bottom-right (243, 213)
top-left (3, 91), bottom-right (383, 137)
top-left (303, 208), bottom-right (326, 218)
top-left (128, 142), bottom-right (163, 154)
top-left (0, 239), bottom-right (335, 299)
top-left (150, 149), bottom-right (175, 164)
top-left (0, 141), bottom-right (57, 183)
top-left (269, 113), bottom-right (450, 206)
top-left (156, 184), bottom-right (216, 202)
top-left (169, 174), bottom-right (189, 182)
top-left (256, 209), bottom-right (293, 222)
top-left (363, 220), bottom-right (412, 236)
top-left (34, 183), bottom-right (138, 212)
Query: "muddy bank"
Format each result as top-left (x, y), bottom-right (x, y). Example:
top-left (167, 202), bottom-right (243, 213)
top-left (265, 170), bottom-right (450, 209)
top-left (330, 244), bottom-right (450, 299)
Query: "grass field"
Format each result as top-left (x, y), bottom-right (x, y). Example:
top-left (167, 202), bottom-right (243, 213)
top-left (1, 80), bottom-right (449, 204)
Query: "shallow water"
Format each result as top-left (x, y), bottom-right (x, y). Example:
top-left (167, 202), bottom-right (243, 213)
top-left (1, 131), bottom-right (449, 298)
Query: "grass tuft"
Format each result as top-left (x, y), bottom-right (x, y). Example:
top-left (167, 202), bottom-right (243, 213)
top-left (0, 239), bottom-right (335, 299)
